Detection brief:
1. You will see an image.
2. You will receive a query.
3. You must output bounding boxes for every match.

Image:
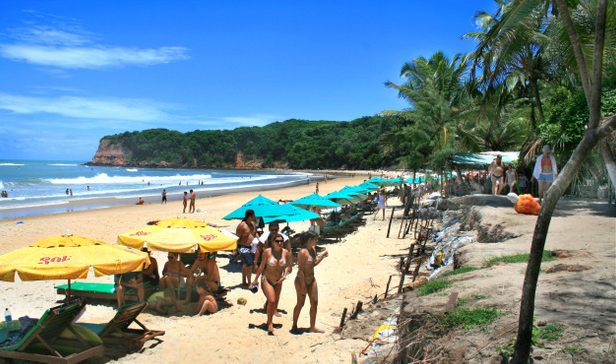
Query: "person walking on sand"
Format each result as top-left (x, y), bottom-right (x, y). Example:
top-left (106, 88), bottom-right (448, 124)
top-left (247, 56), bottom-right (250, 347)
top-left (292, 231), bottom-right (328, 334)
top-left (533, 145), bottom-right (558, 203)
top-left (373, 189), bottom-right (387, 221)
top-left (189, 189), bottom-right (196, 213)
top-left (251, 233), bottom-right (292, 335)
top-left (183, 191), bottom-right (188, 213)
top-left (162, 189), bottom-right (167, 204)
top-left (315, 182), bottom-right (319, 195)
top-left (489, 155), bottom-right (505, 195)
top-left (236, 209), bottom-right (257, 287)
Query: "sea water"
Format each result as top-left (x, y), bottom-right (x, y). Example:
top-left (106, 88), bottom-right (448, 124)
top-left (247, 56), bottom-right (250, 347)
top-left (0, 160), bottom-right (313, 220)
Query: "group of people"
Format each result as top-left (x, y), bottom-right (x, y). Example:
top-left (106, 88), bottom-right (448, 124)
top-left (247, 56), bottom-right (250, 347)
top-left (183, 190), bottom-right (196, 213)
top-left (488, 145), bottom-right (557, 202)
top-left (114, 247), bottom-right (219, 317)
top-left (235, 209), bottom-right (328, 335)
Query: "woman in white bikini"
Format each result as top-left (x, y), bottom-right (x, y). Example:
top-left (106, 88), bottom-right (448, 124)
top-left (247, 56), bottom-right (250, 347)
top-left (291, 231), bottom-right (328, 334)
top-left (251, 233), bottom-right (292, 335)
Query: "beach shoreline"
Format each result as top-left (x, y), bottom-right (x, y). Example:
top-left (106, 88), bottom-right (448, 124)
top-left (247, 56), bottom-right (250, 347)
top-left (0, 167), bottom-right (367, 221)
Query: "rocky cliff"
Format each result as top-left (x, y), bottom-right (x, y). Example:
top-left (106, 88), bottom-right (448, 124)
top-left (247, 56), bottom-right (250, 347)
top-left (89, 138), bottom-right (129, 166)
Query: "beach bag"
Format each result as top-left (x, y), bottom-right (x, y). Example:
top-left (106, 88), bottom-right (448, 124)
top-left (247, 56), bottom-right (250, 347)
top-left (514, 194), bottom-right (541, 215)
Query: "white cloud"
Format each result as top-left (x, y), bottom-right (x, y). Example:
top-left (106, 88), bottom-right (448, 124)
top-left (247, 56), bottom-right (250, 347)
top-left (0, 15), bottom-right (189, 69)
top-left (0, 44), bottom-right (189, 69)
top-left (0, 93), bottom-right (173, 122)
top-left (221, 114), bottom-right (281, 127)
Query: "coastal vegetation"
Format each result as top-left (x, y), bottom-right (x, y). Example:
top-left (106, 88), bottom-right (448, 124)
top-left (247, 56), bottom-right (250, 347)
top-left (98, 116), bottom-right (406, 169)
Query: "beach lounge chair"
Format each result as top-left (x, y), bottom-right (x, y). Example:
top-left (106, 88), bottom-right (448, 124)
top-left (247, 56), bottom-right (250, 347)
top-left (0, 298), bottom-right (103, 364)
top-left (76, 301), bottom-right (164, 351)
top-left (55, 281), bottom-right (155, 303)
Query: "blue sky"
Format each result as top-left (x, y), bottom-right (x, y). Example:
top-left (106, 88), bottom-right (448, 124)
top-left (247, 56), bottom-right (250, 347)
top-left (0, 0), bottom-right (495, 161)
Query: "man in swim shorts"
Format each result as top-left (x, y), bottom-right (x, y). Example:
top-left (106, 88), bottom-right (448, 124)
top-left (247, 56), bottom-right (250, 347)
top-left (189, 189), bottom-right (196, 213)
top-left (236, 209), bottom-right (256, 287)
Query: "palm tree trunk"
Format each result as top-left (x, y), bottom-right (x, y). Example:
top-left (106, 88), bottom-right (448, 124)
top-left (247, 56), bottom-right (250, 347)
top-left (512, 1), bottom-right (610, 362)
top-left (530, 79), bottom-right (544, 126)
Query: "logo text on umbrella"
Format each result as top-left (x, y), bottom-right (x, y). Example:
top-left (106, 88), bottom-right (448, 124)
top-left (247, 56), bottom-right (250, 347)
top-left (39, 256), bottom-right (72, 265)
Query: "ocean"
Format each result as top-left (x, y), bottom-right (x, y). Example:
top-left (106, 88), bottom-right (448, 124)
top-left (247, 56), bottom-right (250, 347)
top-left (0, 160), bottom-right (316, 220)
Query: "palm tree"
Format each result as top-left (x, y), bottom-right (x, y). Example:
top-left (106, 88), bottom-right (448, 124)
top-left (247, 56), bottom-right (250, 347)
top-left (383, 51), bottom-right (473, 169)
top-left (509, 0), bottom-right (616, 362)
top-left (464, 0), bottom-right (553, 129)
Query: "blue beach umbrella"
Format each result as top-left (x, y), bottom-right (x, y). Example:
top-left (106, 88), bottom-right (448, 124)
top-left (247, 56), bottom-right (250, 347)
top-left (366, 177), bottom-right (389, 186)
top-left (325, 191), bottom-right (360, 206)
top-left (290, 194), bottom-right (342, 209)
top-left (358, 182), bottom-right (380, 190)
top-left (223, 195), bottom-right (295, 220)
top-left (263, 204), bottom-right (320, 224)
top-left (339, 187), bottom-right (368, 201)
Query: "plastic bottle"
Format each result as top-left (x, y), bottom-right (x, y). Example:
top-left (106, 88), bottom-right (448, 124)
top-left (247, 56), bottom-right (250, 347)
top-left (4, 308), bottom-right (12, 334)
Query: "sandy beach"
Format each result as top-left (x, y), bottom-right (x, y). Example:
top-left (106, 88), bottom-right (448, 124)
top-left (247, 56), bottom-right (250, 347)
top-left (1, 175), bottom-right (614, 364)
top-left (0, 174), bottom-right (411, 363)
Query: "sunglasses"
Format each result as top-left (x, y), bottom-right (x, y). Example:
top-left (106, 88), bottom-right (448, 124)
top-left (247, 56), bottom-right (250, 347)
top-left (275, 240), bottom-right (284, 243)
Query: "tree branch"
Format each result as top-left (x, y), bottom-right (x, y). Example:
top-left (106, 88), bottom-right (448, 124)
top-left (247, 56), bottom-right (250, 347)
top-left (589, 0), bottom-right (607, 129)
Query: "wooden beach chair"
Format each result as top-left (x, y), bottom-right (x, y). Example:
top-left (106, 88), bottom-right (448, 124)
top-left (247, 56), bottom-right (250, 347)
top-left (76, 301), bottom-right (164, 352)
top-left (0, 298), bottom-right (103, 364)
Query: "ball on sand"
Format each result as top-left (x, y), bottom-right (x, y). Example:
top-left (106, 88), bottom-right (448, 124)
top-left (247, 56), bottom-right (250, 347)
top-left (237, 297), bottom-right (247, 305)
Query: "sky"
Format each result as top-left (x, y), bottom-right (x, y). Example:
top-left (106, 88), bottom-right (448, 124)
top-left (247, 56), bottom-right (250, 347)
top-left (0, 0), bottom-right (496, 161)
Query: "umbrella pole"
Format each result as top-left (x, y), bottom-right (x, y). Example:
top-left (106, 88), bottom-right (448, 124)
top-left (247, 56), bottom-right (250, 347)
top-left (177, 255), bottom-right (182, 301)
top-left (67, 279), bottom-right (72, 302)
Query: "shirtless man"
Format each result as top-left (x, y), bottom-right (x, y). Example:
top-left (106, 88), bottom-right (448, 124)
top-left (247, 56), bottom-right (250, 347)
top-left (236, 209), bottom-right (256, 287)
top-left (489, 155), bottom-right (505, 195)
top-left (183, 192), bottom-right (188, 213)
top-left (189, 189), bottom-right (196, 213)
top-left (159, 253), bottom-right (190, 291)
top-left (184, 251), bottom-right (220, 303)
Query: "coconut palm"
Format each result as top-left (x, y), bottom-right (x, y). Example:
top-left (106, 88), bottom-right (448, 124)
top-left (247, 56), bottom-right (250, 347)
top-left (383, 51), bottom-right (473, 169)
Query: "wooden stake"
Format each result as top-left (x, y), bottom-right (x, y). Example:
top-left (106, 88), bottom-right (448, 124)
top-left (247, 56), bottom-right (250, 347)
top-left (334, 307), bottom-right (348, 333)
top-left (350, 300), bottom-right (363, 319)
top-left (384, 275), bottom-right (393, 299)
top-left (386, 206), bottom-right (395, 238)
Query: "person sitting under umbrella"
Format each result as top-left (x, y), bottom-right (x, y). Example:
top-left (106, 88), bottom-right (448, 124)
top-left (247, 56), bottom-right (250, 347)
top-left (159, 252), bottom-right (190, 292)
top-left (184, 251), bottom-right (221, 303)
top-left (114, 271), bottom-right (145, 308)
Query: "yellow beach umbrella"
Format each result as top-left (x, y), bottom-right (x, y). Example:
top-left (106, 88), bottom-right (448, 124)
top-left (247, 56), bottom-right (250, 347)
top-left (0, 234), bottom-right (149, 282)
top-left (118, 217), bottom-right (237, 253)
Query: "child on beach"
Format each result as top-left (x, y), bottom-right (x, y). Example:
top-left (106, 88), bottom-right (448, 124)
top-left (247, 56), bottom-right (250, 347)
top-left (147, 288), bottom-right (180, 315)
top-left (195, 280), bottom-right (218, 316)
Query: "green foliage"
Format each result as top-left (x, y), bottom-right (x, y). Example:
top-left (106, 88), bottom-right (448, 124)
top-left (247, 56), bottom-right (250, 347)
top-left (483, 250), bottom-right (555, 267)
top-left (441, 267), bottom-right (481, 277)
top-left (562, 346), bottom-right (585, 355)
top-left (416, 279), bottom-right (454, 296)
top-left (540, 88), bottom-right (616, 154)
top-left (99, 116), bottom-right (403, 169)
top-left (497, 322), bottom-right (545, 357)
top-left (440, 307), bottom-right (499, 331)
top-left (538, 323), bottom-right (565, 341)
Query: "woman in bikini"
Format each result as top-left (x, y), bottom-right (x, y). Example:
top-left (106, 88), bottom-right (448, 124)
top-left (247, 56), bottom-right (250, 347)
top-left (532, 145), bottom-right (558, 203)
top-left (292, 231), bottom-right (328, 334)
top-left (251, 233), bottom-right (292, 335)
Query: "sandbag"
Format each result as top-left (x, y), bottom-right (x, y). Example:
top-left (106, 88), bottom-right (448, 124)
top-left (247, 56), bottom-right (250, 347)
top-left (514, 194), bottom-right (541, 215)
